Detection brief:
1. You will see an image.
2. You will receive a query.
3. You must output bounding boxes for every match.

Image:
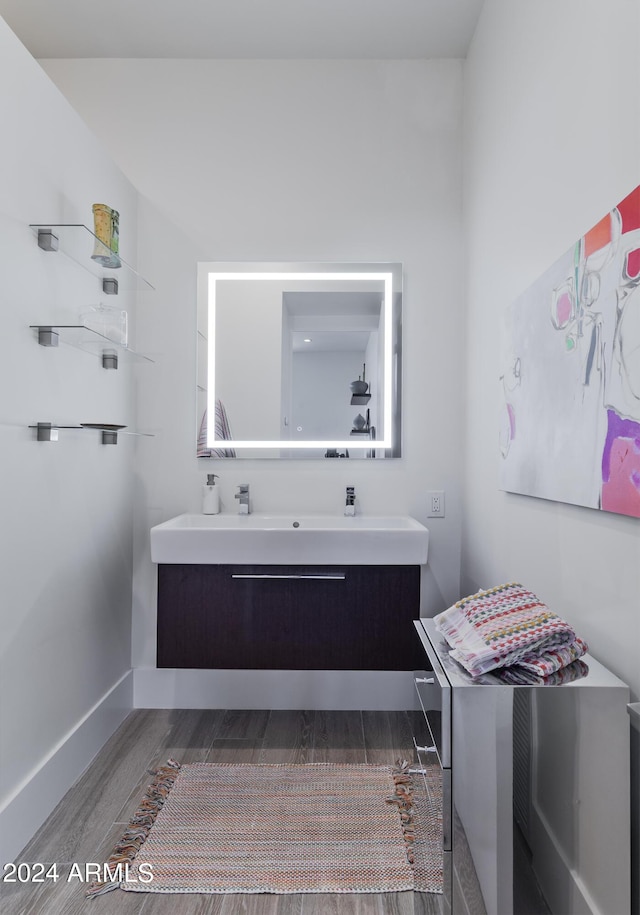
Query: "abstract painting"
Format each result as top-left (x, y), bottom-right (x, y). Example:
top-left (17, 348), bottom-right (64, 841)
top-left (500, 185), bottom-right (640, 519)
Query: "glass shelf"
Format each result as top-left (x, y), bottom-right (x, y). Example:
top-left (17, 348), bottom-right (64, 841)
top-left (30, 325), bottom-right (154, 365)
top-left (30, 223), bottom-right (155, 292)
top-left (29, 422), bottom-right (154, 444)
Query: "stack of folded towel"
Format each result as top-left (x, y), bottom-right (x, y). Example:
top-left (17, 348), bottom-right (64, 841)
top-left (434, 582), bottom-right (588, 682)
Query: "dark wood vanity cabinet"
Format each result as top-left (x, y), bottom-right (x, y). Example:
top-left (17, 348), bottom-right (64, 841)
top-left (157, 563), bottom-right (423, 670)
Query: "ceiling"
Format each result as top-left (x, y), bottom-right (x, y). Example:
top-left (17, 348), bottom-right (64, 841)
top-left (0, 0), bottom-right (485, 59)
top-left (286, 290), bottom-right (381, 353)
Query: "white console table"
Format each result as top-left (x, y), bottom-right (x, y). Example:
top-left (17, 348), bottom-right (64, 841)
top-left (414, 618), bottom-right (631, 915)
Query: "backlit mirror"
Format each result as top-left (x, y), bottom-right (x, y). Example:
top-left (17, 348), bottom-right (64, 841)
top-left (196, 262), bottom-right (402, 459)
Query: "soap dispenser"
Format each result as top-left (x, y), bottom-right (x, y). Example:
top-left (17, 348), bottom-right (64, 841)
top-left (202, 474), bottom-right (220, 514)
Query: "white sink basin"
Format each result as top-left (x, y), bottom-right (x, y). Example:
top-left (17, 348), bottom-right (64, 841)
top-left (150, 513), bottom-right (429, 565)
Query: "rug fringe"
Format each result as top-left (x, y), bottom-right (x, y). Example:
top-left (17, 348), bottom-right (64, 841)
top-left (86, 758), bottom-right (181, 897)
top-left (386, 758), bottom-right (416, 865)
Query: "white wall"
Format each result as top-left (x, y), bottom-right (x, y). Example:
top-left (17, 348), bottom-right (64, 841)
top-left (292, 349), bottom-right (363, 442)
top-left (463, 3), bottom-right (640, 911)
top-left (0, 18), bottom-right (138, 861)
top-left (41, 59), bottom-right (468, 646)
top-left (463, 0), bottom-right (640, 713)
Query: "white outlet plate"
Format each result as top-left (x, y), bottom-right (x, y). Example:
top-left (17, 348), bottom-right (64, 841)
top-left (427, 490), bottom-right (445, 518)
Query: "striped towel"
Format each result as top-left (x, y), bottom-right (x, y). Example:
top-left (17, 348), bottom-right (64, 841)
top-left (497, 657), bottom-right (589, 686)
top-left (434, 582), bottom-right (583, 679)
top-left (197, 400), bottom-right (236, 458)
top-left (504, 635), bottom-right (589, 681)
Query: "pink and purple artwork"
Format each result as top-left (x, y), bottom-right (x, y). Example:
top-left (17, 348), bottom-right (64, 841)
top-left (500, 185), bottom-right (640, 519)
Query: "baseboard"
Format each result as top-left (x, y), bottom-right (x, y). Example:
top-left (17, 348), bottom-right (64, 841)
top-left (530, 801), bottom-right (614, 915)
top-left (0, 671), bottom-right (133, 865)
top-left (134, 668), bottom-right (420, 711)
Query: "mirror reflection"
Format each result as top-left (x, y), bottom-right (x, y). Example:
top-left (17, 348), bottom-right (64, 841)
top-left (196, 263), bottom-right (402, 459)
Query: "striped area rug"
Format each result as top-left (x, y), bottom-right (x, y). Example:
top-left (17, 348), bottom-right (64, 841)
top-left (89, 760), bottom-right (442, 896)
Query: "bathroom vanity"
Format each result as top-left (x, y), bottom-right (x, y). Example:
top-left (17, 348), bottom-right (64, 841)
top-left (152, 512), bottom-right (430, 672)
top-left (413, 618), bottom-right (631, 915)
top-left (157, 563), bottom-right (424, 670)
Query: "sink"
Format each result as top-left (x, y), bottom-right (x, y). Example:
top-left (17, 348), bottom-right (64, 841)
top-left (150, 513), bottom-right (429, 565)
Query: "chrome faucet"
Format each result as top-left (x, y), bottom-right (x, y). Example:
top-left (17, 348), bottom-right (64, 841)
top-left (344, 485), bottom-right (356, 516)
top-left (234, 483), bottom-right (250, 514)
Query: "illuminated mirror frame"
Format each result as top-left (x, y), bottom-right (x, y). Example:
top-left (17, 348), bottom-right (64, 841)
top-left (203, 262), bottom-right (401, 454)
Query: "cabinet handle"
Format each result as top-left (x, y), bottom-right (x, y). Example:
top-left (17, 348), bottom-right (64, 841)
top-left (415, 676), bottom-right (435, 684)
top-left (231, 573), bottom-right (346, 580)
top-left (443, 769), bottom-right (452, 851)
top-left (415, 745), bottom-right (437, 754)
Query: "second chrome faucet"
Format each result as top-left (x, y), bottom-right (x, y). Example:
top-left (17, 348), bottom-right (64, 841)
top-left (344, 485), bottom-right (356, 516)
top-left (235, 483), bottom-right (250, 514)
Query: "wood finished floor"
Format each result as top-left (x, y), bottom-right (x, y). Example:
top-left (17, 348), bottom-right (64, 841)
top-left (2, 709), bottom-right (442, 915)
